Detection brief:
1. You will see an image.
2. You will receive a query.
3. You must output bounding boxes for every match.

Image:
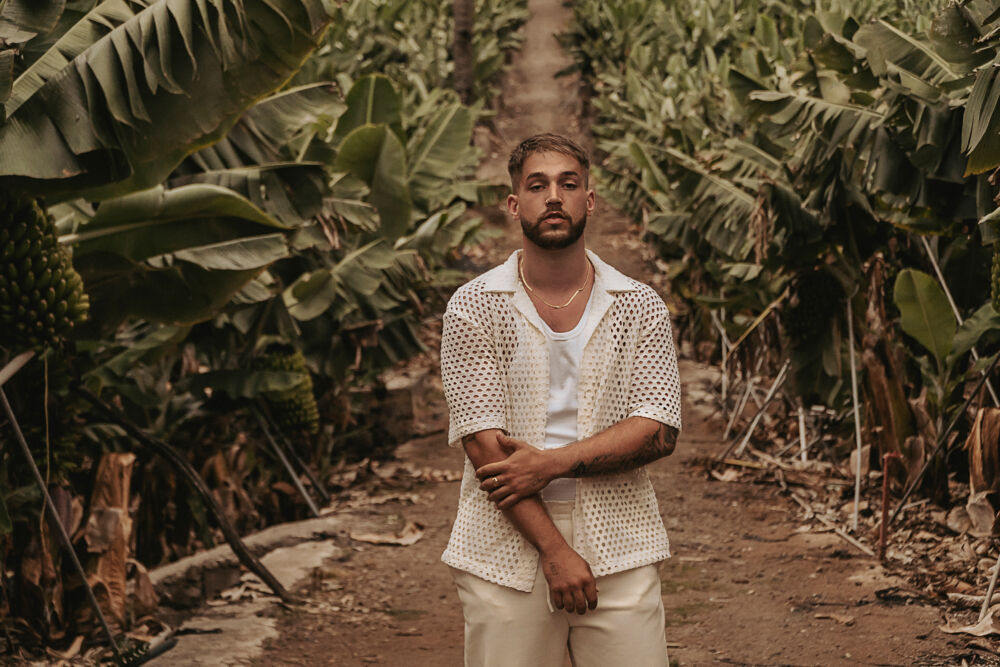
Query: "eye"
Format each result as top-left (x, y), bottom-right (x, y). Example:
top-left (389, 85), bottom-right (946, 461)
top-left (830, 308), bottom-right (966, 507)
top-left (562, 182), bottom-right (578, 190)
top-left (528, 183), bottom-right (544, 192)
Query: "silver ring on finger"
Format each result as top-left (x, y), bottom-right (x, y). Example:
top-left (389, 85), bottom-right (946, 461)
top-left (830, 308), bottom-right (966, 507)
top-left (492, 476), bottom-right (500, 489)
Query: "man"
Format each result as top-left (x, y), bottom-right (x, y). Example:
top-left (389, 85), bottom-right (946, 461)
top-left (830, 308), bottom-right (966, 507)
top-left (440, 133), bottom-right (681, 666)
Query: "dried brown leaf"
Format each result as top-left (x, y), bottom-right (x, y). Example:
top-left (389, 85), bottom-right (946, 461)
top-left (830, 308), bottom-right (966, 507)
top-left (350, 521), bottom-right (425, 546)
top-left (966, 408), bottom-right (1000, 494)
top-left (940, 604), bottom-right (1000, 636)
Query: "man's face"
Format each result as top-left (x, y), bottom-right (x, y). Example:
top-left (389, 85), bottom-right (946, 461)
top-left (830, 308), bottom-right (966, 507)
top-left (507, 151), bottom-right (595, 250)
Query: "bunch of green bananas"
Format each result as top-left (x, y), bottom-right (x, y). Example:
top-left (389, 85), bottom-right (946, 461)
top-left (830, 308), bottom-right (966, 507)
top-left (781, 269), bottom-right (842, 344)
top-left (253, 345), bottom-right (320, 435)
top-left (0, 195), bottom-right (89, 352)
top-left (992, 246), bottom-right (1000, 314)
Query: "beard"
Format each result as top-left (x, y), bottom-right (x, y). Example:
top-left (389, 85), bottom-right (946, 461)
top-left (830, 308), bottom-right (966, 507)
top-left (520, 211), bottom-right (587, 250)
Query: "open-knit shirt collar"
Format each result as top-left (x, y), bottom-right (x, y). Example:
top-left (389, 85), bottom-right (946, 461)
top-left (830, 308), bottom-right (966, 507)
top-left (482, 249), bottom-right (637, 294)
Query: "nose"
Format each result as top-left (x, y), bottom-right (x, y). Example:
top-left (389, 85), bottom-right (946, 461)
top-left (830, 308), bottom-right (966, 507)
top-left (545, 184), bottom-right (561, 205)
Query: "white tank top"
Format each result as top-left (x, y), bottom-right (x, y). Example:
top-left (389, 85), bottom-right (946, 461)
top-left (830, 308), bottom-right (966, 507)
top-left (538, 291), bottom-right (594, 501)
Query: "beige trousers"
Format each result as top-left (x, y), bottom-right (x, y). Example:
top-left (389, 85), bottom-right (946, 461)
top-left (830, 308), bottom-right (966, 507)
top-left (450, 501), bottom-right (669, 667)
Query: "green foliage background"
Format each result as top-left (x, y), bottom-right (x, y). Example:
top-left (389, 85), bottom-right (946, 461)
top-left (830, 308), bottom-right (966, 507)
top-left (561, 0), bottom-right (1000, 482)
top-left (0, 0), bottom-right (527, 645)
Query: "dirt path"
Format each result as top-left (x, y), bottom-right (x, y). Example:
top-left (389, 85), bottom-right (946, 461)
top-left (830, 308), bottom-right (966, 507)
top-left (250, 363), bottom-right (967, 666)
top-left (253, 2), bottom-right (980, 665)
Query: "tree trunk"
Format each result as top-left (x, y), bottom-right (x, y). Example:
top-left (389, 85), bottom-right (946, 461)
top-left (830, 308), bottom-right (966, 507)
top-left (453, 0), bottom-right (475, 104)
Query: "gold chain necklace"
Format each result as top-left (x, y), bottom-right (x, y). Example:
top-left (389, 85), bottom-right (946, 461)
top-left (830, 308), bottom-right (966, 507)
top-left (518, 256), bottom-right (592, 310)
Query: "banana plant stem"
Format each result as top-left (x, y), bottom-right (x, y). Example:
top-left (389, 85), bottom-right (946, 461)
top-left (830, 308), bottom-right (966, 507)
top-left (79, 389), bottom-right (294, 603)
top-left (0, 386), bottom-right (125, 666)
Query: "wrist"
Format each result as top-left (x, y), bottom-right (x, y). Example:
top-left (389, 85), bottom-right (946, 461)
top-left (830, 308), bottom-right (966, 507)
top-left (537, 535), bottom-right (572, 558)
top-left (547, 446), bottom-right (574, 480)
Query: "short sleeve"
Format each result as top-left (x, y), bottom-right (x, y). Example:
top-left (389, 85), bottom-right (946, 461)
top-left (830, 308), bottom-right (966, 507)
top-left (626, 297), bottom-right (682, 430)
top-left (440, 308), bottom-right (507, 447)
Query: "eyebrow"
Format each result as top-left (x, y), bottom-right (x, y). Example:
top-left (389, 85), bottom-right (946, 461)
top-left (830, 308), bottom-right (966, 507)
top-left (524, 170), bottom-right (582, 180)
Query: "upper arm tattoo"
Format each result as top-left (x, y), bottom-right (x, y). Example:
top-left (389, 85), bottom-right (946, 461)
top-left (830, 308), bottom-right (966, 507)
top-left (569, 423), bottom-right (677, 477)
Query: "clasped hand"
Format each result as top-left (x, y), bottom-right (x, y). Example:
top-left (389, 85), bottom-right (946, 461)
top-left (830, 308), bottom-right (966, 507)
top-left (475, 433), bottom-right (556, 509)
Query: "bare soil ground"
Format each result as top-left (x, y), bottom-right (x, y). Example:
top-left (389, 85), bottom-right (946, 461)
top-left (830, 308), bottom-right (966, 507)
top-left (253, 1), bottom-right (998, 664)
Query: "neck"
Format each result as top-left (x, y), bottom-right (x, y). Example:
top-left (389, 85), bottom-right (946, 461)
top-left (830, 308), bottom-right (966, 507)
top-left (520, 241), bottom-right (589, 291)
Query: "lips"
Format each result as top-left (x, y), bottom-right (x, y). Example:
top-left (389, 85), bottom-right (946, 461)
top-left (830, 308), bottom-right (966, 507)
top-left (542, 213), bottom-right (568, 222)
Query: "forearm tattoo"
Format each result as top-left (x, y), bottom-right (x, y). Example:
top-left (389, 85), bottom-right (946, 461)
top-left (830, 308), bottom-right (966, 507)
top-left (569, 423), bottom-right (677, 477)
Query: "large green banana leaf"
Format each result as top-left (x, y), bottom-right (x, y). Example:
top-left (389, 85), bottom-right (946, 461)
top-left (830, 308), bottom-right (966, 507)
top-left (894, 268), bottom-right (957, 366)
top-left (0, 0), bottom-right (331, 201)
top-left (406, 101), bottom-right (475, 213)
top-left (61, 183), bottom-right (294, 325)
top-left (66, 183), bottom-right (290, 261)
top-left (283, 240), bottom-right (420, 321)
top-left (182, 82), bottom-right (345, 172)
top-left (180, 368), bottom-right (307, 398)
top-left (0, 0), bottom-right (66, 45)
top-left (335, 123), bottom-right (412, 239)
top-left (169, 163), bottom-right (329, 225)
top-left (854, 20), bottom-right (972, 89)
top-left (629, 140), bottom-right (758, 260)
top-left (331, 73), bottom-right (402, 144)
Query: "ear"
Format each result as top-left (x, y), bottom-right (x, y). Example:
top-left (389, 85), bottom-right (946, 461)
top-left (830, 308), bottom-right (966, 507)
top-left (506, 192), bottom-right (520, 218)
top-left (586, 188), bottom-right (596, 215)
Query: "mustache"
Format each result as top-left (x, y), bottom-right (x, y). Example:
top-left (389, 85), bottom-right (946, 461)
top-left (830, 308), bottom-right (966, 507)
top-left (538, 210), bottom-right (568, 222)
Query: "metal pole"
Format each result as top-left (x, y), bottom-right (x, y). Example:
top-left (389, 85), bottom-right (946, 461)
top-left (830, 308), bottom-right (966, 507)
top-left (711, 310), bottom-right (731, 408)
top-left (716, 359), bottom-right (789, 460)
top-left (848, 296), bottom-right (864, 531)
top-left (0, 351), bottom-right (35, 388)
top-left (253, 409), bottom-right (321, 518)
top-left (724, 355), bottom-right (764, 440)
top-left (260, 409), bottom-right (331, 505)
top-left (919, 236), bottom-right (999, 406)
top-left (0, 387), bottom-right (124, 665)
top-left (732, 360), bottom-right (788, 457)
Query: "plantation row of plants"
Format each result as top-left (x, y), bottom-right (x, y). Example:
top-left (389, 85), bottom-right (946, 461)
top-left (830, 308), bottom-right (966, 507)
top-left (0, 0), bottom-right (527, 654)
top-left (562, 0), bottom-right (1000, 497)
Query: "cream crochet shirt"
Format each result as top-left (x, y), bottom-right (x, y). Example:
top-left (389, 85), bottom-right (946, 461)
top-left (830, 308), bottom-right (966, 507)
top-left (440, 250), bottom-right (682, 591)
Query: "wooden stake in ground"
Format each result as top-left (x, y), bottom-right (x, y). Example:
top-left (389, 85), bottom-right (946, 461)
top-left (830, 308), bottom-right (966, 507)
top-left (980, 542), bottom-right (1000, 624)
top-left (847, 296), bottom-right (863, 532)
top-left (879, 452), bottom-right (900, 560)
top-left (797, 400), bottom-right (807, 463)
top-left (725, 359), bottom-right (789, 459)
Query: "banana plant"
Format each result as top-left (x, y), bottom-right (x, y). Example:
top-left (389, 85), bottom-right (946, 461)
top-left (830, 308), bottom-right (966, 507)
top-left (562, 0), bottom-right (1000, 479)
top-left (0, 0), bottom-right (332, 202)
